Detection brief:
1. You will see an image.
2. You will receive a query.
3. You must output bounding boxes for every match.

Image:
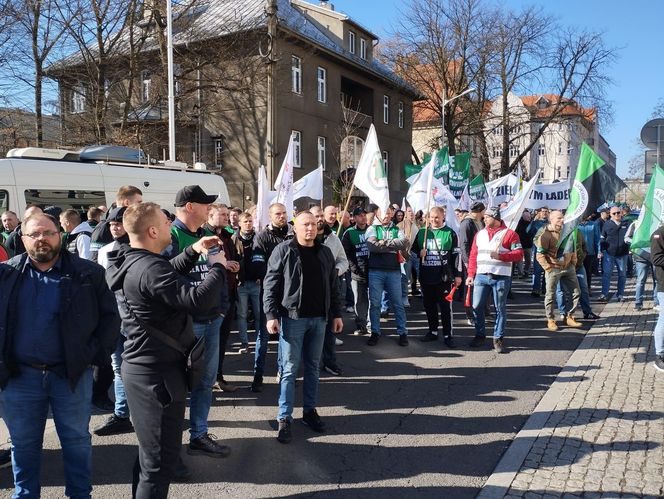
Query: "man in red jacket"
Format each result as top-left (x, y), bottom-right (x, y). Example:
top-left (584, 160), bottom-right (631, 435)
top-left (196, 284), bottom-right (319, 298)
top-left (465, 207), bottom-right (523, 353)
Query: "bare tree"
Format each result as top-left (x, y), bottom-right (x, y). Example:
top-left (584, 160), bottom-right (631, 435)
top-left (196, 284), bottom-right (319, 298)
top-left (4, 0), bottom-right (70, 145)
top-left (328, 96), bottom-right (365, 205)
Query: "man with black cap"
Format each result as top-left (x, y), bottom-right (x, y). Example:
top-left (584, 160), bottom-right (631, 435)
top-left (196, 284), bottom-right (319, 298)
top-left (459, 202), bottom-right (485, 325)
top-left (465, 207), bottom-right (523, 353)
top-left (342, 206), bottom-right (371, 335)
top-left (167, 185), bottom-right (231, 458)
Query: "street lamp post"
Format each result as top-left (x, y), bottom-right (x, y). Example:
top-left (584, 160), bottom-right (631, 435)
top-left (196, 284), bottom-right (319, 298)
top-left (440, 87), bottom-right (476, 150)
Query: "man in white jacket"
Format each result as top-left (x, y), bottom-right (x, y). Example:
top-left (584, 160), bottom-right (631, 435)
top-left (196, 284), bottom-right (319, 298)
top-left (310, 206), bottom-right (348, 375)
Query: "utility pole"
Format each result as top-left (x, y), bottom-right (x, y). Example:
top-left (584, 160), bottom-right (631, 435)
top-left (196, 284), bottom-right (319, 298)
top-left (265, 0), bottom-right (278, 185)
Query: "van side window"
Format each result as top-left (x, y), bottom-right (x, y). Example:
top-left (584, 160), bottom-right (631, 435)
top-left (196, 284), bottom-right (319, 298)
top-left (0, 190), bottom-right (8, 212)
top-left (24, 190), bottom-right (107, 216)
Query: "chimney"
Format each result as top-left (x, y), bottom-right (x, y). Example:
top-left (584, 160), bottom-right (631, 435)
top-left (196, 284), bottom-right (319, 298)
top-left (319, 1), bottom-right (334, 10)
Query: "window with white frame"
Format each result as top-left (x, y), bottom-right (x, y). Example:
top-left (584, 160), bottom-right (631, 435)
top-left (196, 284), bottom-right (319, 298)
top-left (71, 84), bottom-right (86, 113)
top-left (317, 67), bottom-right (327, 103)
top-left (493, 125), bottom-right (503, 136)
top-left (538, 143), bottom-right (545, 156)
top-left (492, 146), bottom-right (503, 158)
top-left (509, 143), bottom-right (520, 158)
top-left (567, 143), bottom-right (573, 155)
top-left (398, 101), bottom-right (404, 129)
top-left (558, 142), bottom-right (563, 154)
top-left (349, 31), bottom-right (356, 54)
top-left (382, 150), bottom-right (389, 171)
top-left (141, 70), bottom-right (151, 103)
top-left (291, 55), bottom-right (302, 94)
top-left (317, 136), bottom-right (326, 170)
top-left (214, 137), bottom-right (224, 168)
top-left (360, 38), bottom-right (367, 60)
top-left (292, 130), bottom-right (302, 168)
top-left (383, 95), bottom-right (390, 124)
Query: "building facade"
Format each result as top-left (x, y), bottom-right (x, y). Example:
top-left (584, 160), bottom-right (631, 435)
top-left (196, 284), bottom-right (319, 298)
top-left (48, 0), bottom-right (419, 207)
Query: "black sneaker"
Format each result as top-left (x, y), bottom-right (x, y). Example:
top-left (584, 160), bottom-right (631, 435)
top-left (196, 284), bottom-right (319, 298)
top-left (598, 295), bottom-right (608, 302)
top-left (277, 420), bottom-right (292, 443)
top-left (398, 335), bottom-right (409, 346)
top-left (251, 374), bottom-right (264, 393)
top-left (302, 409), bottom-right (326, 433)
top-left (188, 433), bottom-right (231, 458)
top-left (655, 356), bottom-right (664, 373)
top-left (443, 336), bottom-right (456, 348)
top-left (0, 449), bottom-right (10, 469)
top-left (530, 291), bottom-right (540, 298)
top-left (584, 312), bottom-right (600, 320)
top-left (420, 332), bottom-right (439, 342)
top-left (380, 311), bottom-right (389, 319)
top-left (93, 414), bottom-right (134, 436)
top-left (367, 333), bottom-right (380, 346)
top-left (172, 457), bottom-right (191, 483)
top-left (468, 336), bottom-right (486, 347)
top-left (353, 328), bottom-right (369, 336)
top-left (323, 364), bottom-right (342, 376)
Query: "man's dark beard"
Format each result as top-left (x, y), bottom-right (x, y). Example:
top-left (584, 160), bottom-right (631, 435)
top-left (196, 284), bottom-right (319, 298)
top-left (28, 243), bottom-right (60, 263)
top-left (317, 220), bottom-right (325, 231)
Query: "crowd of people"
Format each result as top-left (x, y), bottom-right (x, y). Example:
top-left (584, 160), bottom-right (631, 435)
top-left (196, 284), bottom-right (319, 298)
top-left (0, 184), bottom-right (656, 498)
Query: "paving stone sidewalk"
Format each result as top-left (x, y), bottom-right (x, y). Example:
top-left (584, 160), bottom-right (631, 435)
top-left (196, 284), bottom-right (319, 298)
top-left (479, 291), bottom-right (664, 498)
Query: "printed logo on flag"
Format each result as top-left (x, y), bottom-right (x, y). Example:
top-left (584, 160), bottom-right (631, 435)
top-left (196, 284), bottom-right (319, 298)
top-left (368, 153), bottom-right (387, 189)
top-left (655, 188), bottom-right (664, 220)
top-left (564, 179), bottom-right (588, 223)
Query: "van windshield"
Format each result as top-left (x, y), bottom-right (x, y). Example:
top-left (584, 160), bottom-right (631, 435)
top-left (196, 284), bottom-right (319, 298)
top-left (24, 189), bottom-right (107, 215)
top-left (0, 190), bottom-right (8, 212)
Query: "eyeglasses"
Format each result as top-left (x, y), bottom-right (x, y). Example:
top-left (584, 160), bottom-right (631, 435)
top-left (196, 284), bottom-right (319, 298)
top-left (24, 231), bottom-right (60, 239)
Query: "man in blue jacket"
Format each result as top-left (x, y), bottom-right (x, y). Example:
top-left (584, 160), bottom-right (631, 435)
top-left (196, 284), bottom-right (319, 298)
top-left (0, 213), bottom-right (119, 498)
top-left (599, 206), bottom-right (631, 301)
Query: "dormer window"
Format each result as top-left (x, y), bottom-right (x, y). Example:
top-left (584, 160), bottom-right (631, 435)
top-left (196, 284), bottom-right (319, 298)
top-left (360, 38), bottom-right (367, 60)
top-left (348, 31), bottom-right (356, 54)
top-left (537, 97), bottom-right (549, 110)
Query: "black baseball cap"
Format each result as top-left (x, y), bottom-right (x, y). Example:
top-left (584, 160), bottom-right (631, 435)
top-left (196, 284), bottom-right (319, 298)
top-left (470, 202), bottom-right (485, 213)
top-left (352, 207), bottom-right (367, 216)
top-left (174, 185), bottom-right (218, 207)
top-left (107, 206), bottom-right (126, 222)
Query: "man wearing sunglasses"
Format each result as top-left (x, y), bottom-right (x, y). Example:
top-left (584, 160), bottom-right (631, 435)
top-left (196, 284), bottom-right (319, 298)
top-left (598, 205), bottom-right (631, 301)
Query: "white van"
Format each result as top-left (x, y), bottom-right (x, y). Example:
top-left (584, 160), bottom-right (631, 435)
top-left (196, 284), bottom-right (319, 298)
top-left (0, 147), bottom-right (230, 215)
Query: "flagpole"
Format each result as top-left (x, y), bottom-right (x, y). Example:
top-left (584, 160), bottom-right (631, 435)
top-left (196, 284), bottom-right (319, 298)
top-left (338, 180), bottom-right (354, 236)
top-left (422, 87), bottom-right (476, 261)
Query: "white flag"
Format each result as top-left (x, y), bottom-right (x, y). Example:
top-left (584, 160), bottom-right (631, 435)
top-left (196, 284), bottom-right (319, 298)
top-left (256, 165), bottom-right (276, 230)
top-left (501, 169), bottom-right (541, 230)
top-left (458, 185), bottom-right (471, 211)
top-left (353, 124), bottom-right (390, 216)
top-left (274, 134), bottom-right (295, 220)
top-left (486, 173), bottom-right (519, 206)
top-left (293, 165), bottom-right (324, 201)
top-left (406, 155), bottom-right (455, 214)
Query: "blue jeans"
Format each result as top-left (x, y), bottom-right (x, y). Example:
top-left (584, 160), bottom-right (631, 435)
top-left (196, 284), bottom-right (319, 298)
top-left (401, 255), bottom-right (412, 302)
top-left (369, 269), bottom-right (407, 336)
top-left (0, 367), bottom-right (93, 499)
top-left (190, 317), bottom-right (222, 440)
top-left (654, 292), bottom-right (664, 356)
top-left (237, 281), bottom-right (262, 344)
top-left (635, 261), bottom-right (658, 307)
top-left (601, 254), bottom-right (627, 297)
top-left (277, 316), bottom-right (326, 422)
top-left (557, 266), bottom-right (592, 316)
top-left (532, 256), bottom-right (544, 293)
top-left (472, 273), bottom-right (511, 339)
top-left (111, 334), bottom-right (128, 418)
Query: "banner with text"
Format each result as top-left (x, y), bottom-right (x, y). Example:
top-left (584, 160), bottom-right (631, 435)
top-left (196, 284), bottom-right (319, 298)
top-left (523, 180), bottom-right (571, 210)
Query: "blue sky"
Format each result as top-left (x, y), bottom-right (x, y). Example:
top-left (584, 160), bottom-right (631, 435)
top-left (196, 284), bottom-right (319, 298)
top-left (331, 0), bottom-right (663, 177)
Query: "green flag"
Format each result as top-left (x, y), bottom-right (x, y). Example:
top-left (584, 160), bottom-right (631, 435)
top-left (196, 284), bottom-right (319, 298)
top-left (631, 165), bottom-right (664, 254)
top-left (559, 142), bottom-right (627, 255)
top-left (448, 151), bottom-right (471, 199)
top-left (469, 174), bottom-right (487, 201)
top-left (404, 163), bottom-right (422, 180)
top-left (433, 147), bottom-right (449, 180)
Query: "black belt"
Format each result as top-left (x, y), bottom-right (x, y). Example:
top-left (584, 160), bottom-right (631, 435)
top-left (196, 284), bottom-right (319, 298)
top-left (22, 362), bottom-right (64, 372)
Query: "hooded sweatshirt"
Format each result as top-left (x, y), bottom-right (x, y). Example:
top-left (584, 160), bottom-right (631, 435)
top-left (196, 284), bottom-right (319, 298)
top-left (105, 244), bottom-right (226, 368)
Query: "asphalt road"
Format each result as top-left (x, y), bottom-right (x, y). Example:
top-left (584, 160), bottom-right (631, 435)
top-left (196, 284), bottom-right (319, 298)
top-left (0, 277), bottom-right (607, 498)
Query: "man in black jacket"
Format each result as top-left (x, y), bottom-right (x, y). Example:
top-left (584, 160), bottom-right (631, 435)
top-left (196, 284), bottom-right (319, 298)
top-left (105, 202), bottom-right (227, 498)
top-left (599, 206), bottom-right (631, 301)
top-left (0, 213), bottom-right (119, 498)
top-left (458, 202), bottom-right (485, 324)
top-left (264, 212), bottom-right (343, 444)
top-left (342, 207), bottom-right (371, 335)
top-left (650, 225), bottom-right (664, 372)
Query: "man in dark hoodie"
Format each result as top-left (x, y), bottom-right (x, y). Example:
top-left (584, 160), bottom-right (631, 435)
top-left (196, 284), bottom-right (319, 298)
top-left (253, 202), bottom-right (294, 383)
top-left (105, 202), bottom-right (227, 498)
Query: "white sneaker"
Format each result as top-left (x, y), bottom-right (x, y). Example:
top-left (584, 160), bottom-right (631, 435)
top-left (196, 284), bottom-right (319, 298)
top-left (345, 306), bottom-right (354, 313)
top-left (335, 337), bottom-right (344, 346)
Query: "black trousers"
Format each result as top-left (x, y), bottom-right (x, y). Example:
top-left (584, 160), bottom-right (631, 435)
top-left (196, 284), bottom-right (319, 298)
top-left (217, 298), bottom-right (237, 378)
top-left (92, 362), bottom-right (114, 401)
top-left (583, 254), bottom-right (595, 290)
top-left (421, 281), bottom-right (453, 336)
top-left (122, 362), bottom-right (187, 499)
